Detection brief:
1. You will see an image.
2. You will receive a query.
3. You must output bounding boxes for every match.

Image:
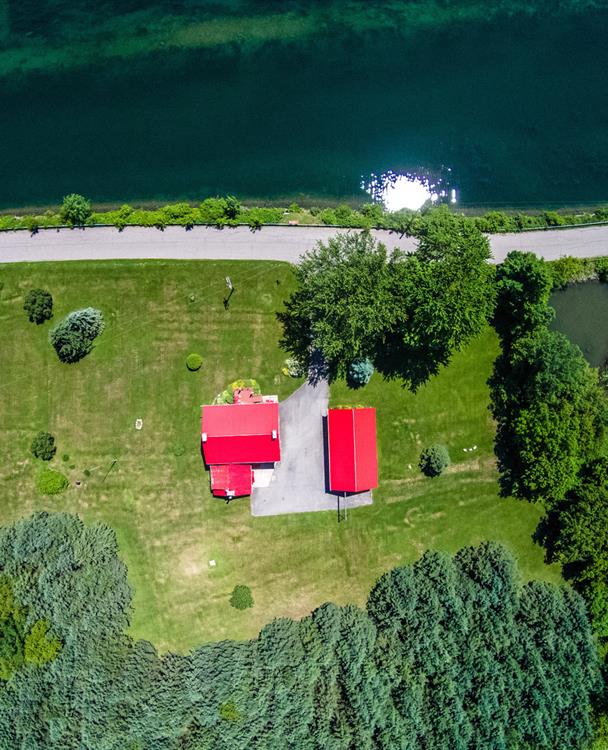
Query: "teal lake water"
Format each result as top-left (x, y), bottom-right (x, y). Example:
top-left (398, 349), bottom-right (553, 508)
top-left (551, 281), bottom-right (608, 368)
top-left (1, 1), bottom-right (608, 208)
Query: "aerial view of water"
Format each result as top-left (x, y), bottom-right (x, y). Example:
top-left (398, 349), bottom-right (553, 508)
top-left (1, 0), bottom-right (608, 209)
top-left (551, 280), bottom-right (608, 369)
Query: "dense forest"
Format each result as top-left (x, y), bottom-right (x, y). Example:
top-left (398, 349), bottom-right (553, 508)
top-left (0, 512), bottom-right (600, 749)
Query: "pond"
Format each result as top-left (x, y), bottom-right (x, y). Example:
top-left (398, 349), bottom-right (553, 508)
top-left (550, 280), bottom-right (608, 369)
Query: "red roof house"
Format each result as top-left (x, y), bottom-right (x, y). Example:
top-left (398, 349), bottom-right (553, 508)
top-left (201, 401), bottom-right (280, 498)
top-left (327, 407), bottom-right (378, 493)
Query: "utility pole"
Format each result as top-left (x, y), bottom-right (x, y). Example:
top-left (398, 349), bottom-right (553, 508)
top-left (223, 276), bottom-right (235, 308)
top-left (103, 458), bottom-right (118, 482)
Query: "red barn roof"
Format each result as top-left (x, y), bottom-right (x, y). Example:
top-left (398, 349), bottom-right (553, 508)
top-left (210, 464), bottom-right (253, 498)
top-left (201, 402), bottom-right (280, 465)
top-left (327, 407), bottom-right (378, 493)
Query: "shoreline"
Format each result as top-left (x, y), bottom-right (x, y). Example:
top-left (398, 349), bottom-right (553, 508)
top-left (2, 198), bottom-right (608, 237)
top-left (2, 196), bottom-right (608, 217)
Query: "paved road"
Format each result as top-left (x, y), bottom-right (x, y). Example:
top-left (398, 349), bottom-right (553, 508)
top-left (251, 379), bottom-right (372, 516)
top-left (0, 223), bottom-right (607, 265)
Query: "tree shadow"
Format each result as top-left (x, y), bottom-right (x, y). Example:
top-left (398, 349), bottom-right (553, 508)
top-left (373, 333), bottom-right (448, 391)
top-left (307, 349), bottom-right (330, 386)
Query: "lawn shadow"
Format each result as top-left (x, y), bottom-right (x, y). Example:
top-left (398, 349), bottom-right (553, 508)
top-left (373, 335), bottom-right (447, 391)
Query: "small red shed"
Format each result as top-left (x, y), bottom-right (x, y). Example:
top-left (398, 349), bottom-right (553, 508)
top-left (327, 407), bottom-right (378, 493)
top-left (210, 464), bottom-right (253, 498)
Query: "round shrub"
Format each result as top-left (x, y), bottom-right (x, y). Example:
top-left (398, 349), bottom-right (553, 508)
top-left (49, 307), bottom-right (104, 363)
top-left (347, 358), bottom-right (374, 388)
top-left (36, 468), bottom-right (69, 496)
top-left (186, 353), bottom-right (203, 371)
top-left (30, 432), bottom-right (56, 461)
top-left (170, 441), bottom-right (185, 457)
top-left (60, 193), bottom-right (92, 226)
top-left (230, 585), bottom-right (253, 610)
top-left (23, 289), bottom-right (53, 324)
top-left (419, 444), bottom-right (450, 477)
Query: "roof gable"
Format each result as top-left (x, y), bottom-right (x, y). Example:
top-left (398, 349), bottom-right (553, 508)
top-left (202, 402), bottom-right (280, 464)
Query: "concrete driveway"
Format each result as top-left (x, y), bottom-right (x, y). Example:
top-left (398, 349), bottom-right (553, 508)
top-left (251, 379), bottom-right (373, 517)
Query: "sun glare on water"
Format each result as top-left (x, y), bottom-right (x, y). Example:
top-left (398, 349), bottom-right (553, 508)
top-left (382, 176), bottom-right (437, 211)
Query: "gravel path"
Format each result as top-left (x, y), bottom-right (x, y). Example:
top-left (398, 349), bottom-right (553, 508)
top-left (0, 223), bottom-right (607, 265)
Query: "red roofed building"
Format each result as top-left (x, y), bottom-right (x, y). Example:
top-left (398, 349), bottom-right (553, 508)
top-left (209, 464), bottom-right (253, 499)
top-left (327, 407), bottom-right (378, 493)
top-left (202, 397), bottom-right (280, 498)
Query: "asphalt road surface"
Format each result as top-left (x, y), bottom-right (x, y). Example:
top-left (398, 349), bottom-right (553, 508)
top-left (0, 223), bottom-right (607, 265)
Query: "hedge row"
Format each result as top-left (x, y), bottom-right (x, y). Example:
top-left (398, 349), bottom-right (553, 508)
top-left (2, 197), bottom-right (608, 234)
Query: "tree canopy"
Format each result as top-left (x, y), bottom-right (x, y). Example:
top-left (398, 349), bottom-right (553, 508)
top-left (279, 209), bottom-right (495, 388)
top-left (279, 231), bottom-right (400, 380)
top-left (60, 193), bottom-right (92, 226)
top-left (536, 457), bottom-right (608, 637)
top-left (0, 513), bottom-right (600, 750)
top-left (489, 252), bottom-right (608, 503)
top-left (492, 250), bottom-right (554, 346)
top-left (23, 289), bottom-right (53, 325)
top-left (49, 307), bottom-right (104, 363)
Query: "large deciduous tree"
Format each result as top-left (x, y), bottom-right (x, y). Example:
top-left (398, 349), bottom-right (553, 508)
top-left (279, 208), bottom-right (495, 388)
top-left (490, 327), bottom-right (607, 502)
top-left (382, 207), bottom-right (495, 387)
top-left (492, 250), bottom-right (554, 346)
top-left (279, 231), bottom-right (400, 379)
top-left (489, 250), bottom-right (608, 503)
top-left (536, 457), bottom-right (608, 636)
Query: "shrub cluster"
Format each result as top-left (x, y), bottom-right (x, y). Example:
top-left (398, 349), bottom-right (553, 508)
top-left (283, 356), bottom-right (306, 377)
top-left (36, 468), bottom-right (69, 495)
top-left (60, 193), bottom-right (92, 226)
top-left (49, 307), bottom-right (104, 363)
top-left (347, 357), bottom-right (374, 387)
top-left (30, 431), bottom-right (56, 461)
top-left (549, 256), bottom-right (596, 289)
top-left (229, 584), bottom-right (254, 610)
top-left (419, 444), bottom-right (450, 477)
top-left (23, 288), bottom-right (53, 324)
top-left (186, 353), bottom-right (203, 371)
top-left (3, 196), bottom-right (608, 234)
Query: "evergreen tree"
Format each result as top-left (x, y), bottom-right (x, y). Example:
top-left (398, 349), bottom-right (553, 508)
top-left (0, 513), bottom-right (600, 750)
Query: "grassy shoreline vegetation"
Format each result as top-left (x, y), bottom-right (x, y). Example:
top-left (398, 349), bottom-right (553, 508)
top-left (2, 194), bottom-right (608, 235)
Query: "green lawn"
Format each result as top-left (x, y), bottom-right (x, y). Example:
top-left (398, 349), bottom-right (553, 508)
top-left (0, 260), bottom-right (559, 652)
